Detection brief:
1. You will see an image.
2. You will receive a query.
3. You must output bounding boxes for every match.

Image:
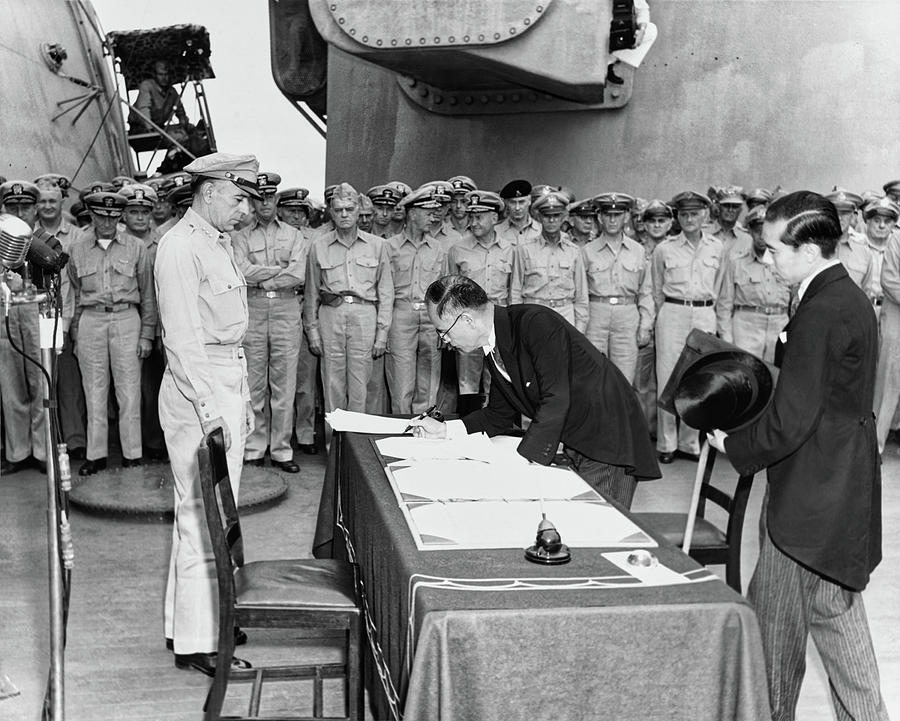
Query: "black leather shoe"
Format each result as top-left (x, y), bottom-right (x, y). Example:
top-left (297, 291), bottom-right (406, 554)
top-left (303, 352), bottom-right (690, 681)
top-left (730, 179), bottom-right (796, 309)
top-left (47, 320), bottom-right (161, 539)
top-left (675, 450), bottom-right (701, 462)
top-left (78, 458), bottom-right (107, 476)
top-left (657, 451), bottom-right (675, 464)
top-left (146, 448), bottom-right (169, 462)
top-left (272, 459), bottom-right (300, 473)
top-left (167, 627), bottom-right (247, 651)
top-left (1, 458), bottom-right (31, 475)
top-left (68, 447), bottom-right (86, 461)
top-left (35, 460), bottom-right (48, 474)
top-left (244, 458), bottom-right (265, 467)
top-left (606, 62), bottom-right (625, 85)
top-left (297, 443), bottom-right (317, 455)
top-left (122, 457), bottom-right (143, 468)
top-left (174, 652), bottom-right (252, 677)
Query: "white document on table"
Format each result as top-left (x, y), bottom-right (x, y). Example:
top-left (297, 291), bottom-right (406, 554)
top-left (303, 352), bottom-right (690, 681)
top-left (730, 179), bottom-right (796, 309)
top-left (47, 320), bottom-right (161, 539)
top-left (404, 499), bottom-right (657, 550)
top-left (376, 433), bottom-right (495, 462)
top-left (602, 550), bottom-right (694, 586)
top-left (324, 409), bottom-right (411, 434)
top-left (388, 460), bottom-right (595, 502)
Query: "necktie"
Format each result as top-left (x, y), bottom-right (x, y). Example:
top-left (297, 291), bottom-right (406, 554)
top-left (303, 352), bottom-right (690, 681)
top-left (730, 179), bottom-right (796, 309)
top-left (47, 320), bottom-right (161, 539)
top-left (491, 349), bottom-right (511, 382)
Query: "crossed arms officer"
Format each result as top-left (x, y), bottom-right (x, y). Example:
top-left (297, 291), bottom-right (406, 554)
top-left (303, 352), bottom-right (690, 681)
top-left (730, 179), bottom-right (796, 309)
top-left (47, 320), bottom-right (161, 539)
top-left (409, 275), bottom-right (660, 509)
top-left (156, 152), bottom-right (260, 677)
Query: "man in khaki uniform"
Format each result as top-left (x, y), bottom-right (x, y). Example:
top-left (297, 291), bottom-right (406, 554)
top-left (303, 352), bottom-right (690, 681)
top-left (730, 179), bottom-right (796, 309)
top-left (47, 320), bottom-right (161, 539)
top-left (120, 183), bottom-right (168, 461)
top-left (68, 191), bottom-right (157, 475)
top-left (567, 198), bottom-right (598, 246)
top-left (35, 175), bottom-right (87, 460)
top-left (582, 192), bottom-right (653, 383)
top-left (715, 206), bottom-right (791, 363)
top-left (305, 183), bottom-right (393, 414)
top-left (276, 187), bottom-right (319, 455)
top-left (446, 190), bottom-right (514, 414)
top-left (446, 175), bottom-right (476, 235)
top-left (829, 188), bottom-right (874, 292)
top-left (861, 197), bottom-right (896, 305)
top-left (633, 200), bottom-right (674, 434)
top-left (495, 179), bottom-right (541, 246)
top-left (233, 172), bottom-right (310, 473)
top-left (0, 181), bottom-right (57, 473)
top-left (385, 186), bottom-right (450, 414)
top-left (708, 185), bottom-right (752, 256)
top-left (367, 184), bottom-right (403, 239)
top-left (651, 191), bottom-right (725, 463)
top-left (511, 191), bottom-right (588, 332)
top-left (157, 152), bottom-right (259, 675)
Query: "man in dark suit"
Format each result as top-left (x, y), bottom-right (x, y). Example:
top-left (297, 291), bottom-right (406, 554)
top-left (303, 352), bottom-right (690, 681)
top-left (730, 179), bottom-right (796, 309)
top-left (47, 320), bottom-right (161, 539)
top-left (409, 275), bottom-right (660, 508)
top-left (710, 191), bottom-right (887, 720)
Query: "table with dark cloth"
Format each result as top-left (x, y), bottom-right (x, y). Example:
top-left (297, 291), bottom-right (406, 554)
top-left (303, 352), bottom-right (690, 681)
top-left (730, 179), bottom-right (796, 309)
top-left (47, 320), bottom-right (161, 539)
top-left (313, 433), bottom-right (771, 721)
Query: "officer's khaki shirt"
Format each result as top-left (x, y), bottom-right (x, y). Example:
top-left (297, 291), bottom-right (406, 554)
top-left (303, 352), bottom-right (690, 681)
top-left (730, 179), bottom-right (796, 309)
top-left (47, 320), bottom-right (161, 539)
top-left (837, 232), bottom-right (874, 291)
top-left (68, 227), bottom-right (157, 341)
top-left (650, 232), bottom-right (725, 311)
top-left (154, 207), bottom-right (248, 424)
top-left (511, 231), bottom-right (589, 331)
top-left (233, 217), bottom-right (309, 290)
top-left (582, 234), bottom-right (654, 335)
top-left (447, 231), bottom-right (515, 305)
top-left (495, 216), bottom-right (541, 246)
top-left (304, 228), bottom-right (393, 346)
top-left (865, 238), bottom-right (887, 301)
top-left (386, 229), bottom-right (447, 303)
top-left (715, 247), bottom-right (791, 341)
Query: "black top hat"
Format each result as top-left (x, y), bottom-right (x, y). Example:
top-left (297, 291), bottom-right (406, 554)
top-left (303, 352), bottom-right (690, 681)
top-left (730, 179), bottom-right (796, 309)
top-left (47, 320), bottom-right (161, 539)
top-left (673, 350), bottom-right (774, 432)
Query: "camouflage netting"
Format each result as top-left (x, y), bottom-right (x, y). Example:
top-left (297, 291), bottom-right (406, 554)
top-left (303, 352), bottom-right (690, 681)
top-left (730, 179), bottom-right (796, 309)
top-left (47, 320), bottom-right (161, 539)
top-left (107, 24), bottom-right (215, 90)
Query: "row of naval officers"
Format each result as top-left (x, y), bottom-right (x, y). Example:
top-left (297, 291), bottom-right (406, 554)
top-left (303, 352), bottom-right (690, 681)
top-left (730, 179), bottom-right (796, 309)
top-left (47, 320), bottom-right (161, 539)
top-left (1, 171), bottom-right (898, 477)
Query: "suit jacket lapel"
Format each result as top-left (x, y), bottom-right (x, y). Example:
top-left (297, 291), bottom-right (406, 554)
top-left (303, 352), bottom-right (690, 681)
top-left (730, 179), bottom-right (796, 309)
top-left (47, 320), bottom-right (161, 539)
top-left (491, 306), bottom-right (530, 414)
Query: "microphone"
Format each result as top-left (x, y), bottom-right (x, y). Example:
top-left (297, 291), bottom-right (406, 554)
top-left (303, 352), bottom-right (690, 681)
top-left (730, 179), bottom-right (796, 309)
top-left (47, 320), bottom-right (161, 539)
top-left (0, 214), bottom-right (33, 269)
top-left (27, 229), bottom-right (69, 274)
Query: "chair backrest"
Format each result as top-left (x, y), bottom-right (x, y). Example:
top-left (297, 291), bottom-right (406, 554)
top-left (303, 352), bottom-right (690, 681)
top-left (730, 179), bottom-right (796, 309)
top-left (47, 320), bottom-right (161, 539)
top-left (198, 427), bottom-right (244, 607)
top-left (696, 447), bottom-right (754, 548)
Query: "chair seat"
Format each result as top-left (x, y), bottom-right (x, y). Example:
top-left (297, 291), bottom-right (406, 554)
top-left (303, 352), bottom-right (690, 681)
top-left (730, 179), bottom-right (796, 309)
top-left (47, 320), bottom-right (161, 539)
top-left (633, 512), bottom-right (727, 550)
top-left (235, 558), bottom-right (357, 609)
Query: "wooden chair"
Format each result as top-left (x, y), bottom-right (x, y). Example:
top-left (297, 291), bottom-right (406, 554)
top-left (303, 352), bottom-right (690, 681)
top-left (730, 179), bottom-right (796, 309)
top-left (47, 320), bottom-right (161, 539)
top-left (198, 428), bottom-right (364, 720)
top-left (634, 448), bottom-right (755, 591)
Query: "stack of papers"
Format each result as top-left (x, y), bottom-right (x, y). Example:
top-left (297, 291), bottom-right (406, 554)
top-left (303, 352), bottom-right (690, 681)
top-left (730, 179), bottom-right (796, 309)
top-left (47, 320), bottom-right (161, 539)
top-left (325, 409), bottom-right (410, 434)
top-left (406, 500), bottom-right (657, 550)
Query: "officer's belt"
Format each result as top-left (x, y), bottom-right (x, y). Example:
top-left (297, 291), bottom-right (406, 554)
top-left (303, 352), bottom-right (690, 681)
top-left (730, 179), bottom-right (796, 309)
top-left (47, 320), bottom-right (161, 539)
top-left (589, 294), bottom-right (637, 305)
top-left (394, 299), bottom-right (427, 311)
top-left (664, 297), bottom-right (714, 307)
top-left (319, 291), bottom-right (376, 307)
top-left (734, 304), bottom-right (787, 315)
top-left (84, 302), bottom-right (137, 313)
top-left (247, 287), bottom-right (303, 299)
top-left (204, 344), bottom-right (245, 361)
top-left (525, 297), bottom-right (572, 308)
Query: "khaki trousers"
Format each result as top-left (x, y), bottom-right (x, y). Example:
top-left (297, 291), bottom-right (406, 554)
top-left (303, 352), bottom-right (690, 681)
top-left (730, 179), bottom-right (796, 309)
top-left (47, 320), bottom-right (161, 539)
top-left (319, 303), bottom-right (376, 413)
top-left (76, 307), bottom-right (141, 460)
top-left (0, 306), bottom-right (46, 462)
top-left (161, 355), bottom-right (248, 653)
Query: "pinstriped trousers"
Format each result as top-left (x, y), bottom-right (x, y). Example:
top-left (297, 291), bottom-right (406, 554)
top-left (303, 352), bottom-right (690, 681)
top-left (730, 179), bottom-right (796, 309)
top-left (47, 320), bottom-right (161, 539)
top-left (565, 448), bottom-right (638, 509)
top-left (748, 499), bottom-right (888, 721)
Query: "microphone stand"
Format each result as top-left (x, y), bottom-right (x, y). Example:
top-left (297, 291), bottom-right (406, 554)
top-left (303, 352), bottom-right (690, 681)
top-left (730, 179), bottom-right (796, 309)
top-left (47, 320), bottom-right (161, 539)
top-left (2, 271), bottom-right (69, 721)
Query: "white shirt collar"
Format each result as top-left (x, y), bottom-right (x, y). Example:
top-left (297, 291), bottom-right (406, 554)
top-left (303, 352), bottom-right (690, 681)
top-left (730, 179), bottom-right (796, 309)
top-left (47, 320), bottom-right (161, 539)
top-left (482, 326), bottom-right (497, 357)
top-left (797, 258), bottom-right (842, 302)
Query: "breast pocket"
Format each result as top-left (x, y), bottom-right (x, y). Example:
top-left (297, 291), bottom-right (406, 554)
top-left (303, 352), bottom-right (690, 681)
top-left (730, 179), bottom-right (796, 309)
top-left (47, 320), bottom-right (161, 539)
top-left (736, 262), bottom-right (765, 288)
top-left (111, 257), bottom-right (138, 295)
top-left (665, 257), bottom-right (691, 284)
top-left (353, 255), bottom-right (379, 285)
top-left (553, 257), bottom-right (576, 293)
top-left (700, 254), bottom-right (722, 287)
top-left (206, 275), bottom-right (246, 328)
top-left (319, 259), bottom-right (345, 288)
top-left (587, 256), bottom-right (613, 285)
top-left (76, 259), bottom-right (101, 295)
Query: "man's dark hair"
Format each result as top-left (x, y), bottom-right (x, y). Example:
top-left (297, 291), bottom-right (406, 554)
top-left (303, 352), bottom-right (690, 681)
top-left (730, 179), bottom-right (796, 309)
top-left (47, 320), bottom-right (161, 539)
top-left (425, 275), bottom-right (489, 317)
top-left (765, 190), bottom-right (841, 258)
